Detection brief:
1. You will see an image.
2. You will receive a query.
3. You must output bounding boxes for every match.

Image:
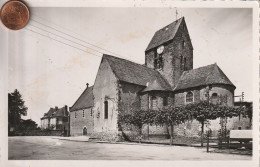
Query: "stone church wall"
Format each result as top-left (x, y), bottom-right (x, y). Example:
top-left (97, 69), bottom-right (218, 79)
top-left (173, 84), bottom-right (237, 137)
top-left (70, 108), bottom-right (93, 136)
top-left (119, 91), bottom-right (174, 141)
top-left (174, 85), bottom-right (234, 107)
top-left (92, 58), bottom-right (119, 136)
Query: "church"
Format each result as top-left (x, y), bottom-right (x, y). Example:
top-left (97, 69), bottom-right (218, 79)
top-left (69, 17), bottom-right (243, 140)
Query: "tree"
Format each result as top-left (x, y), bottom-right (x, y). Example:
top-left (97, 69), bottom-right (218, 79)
top-left (118, 109), bottom-right (152, 136)
top-left (19, 119), bottom-right (39, 131)
top-left (8, 89), bottom-right (28, 132)
top-left (154, 105), bottom-right (190, 145)
top-left (185, 101), bottom-right (240, 147)
top-left (118, 99), bottom-right (156, 141)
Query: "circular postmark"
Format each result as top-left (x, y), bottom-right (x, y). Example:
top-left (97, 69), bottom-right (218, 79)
top-left (0, 0), bottom-right (30, 30)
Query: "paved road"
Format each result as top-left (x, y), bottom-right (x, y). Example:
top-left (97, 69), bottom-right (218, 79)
top-left (8, 136), bottom-right (251, 160)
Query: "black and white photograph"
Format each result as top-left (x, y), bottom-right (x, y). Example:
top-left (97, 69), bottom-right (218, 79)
top-left (0, 1), bottom-right (259, 167)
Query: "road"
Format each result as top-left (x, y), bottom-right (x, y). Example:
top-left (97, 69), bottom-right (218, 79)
top-left (8, 136), bottom-right (251, 160)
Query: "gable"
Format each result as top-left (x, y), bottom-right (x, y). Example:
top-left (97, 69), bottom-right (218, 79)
top-left (41, 106), bottom-right (68, 119)
top-left (70, 86), bottom-right (94, 112)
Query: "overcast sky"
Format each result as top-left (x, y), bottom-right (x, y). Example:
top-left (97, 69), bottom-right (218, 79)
top-left (8, 7), bottom-right (253, 125)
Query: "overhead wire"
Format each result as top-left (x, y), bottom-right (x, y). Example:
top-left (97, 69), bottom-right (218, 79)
top-left (30, 18), bottom-right (121, 57)
top-left (24, 27), bottom-right (102, 58)
top-left (28, 23), bottom-right (105, 55)
top-left (27, 16), bottom-right (139, 63)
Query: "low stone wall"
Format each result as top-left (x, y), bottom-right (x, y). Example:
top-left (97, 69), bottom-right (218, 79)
top-left (9, 130), bottom-right (64, 136)
top-left (118, 123), bottom-right (169, 141)
top-left (90, 132), bottom-right (121, 142)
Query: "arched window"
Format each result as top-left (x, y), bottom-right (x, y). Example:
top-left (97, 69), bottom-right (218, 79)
top-left (180, 55), bottom-right (183, 66)
top-left (184, 58), bottom-right (187, 71)
top-left (186, 92), bottom-right (193, 103)
top-left (151, 96), bottom-right (157, 110)
top-left (163, 97), bottom-right (168, 106)
top-left (211, 93), bottom-right (218, 104)
top-left (154, 54), bottom-right (163, 69)
top-left (104, 101), bottom-right (108, 119)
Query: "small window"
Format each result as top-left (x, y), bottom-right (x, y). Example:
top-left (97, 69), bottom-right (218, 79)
top-left (186, 92), bottom-right (193, 103)
top-left (182, 41), bottom-right (185, 49)
top-left (75, 111), bottom-right (77, 118)
top-left (104, 101), bottom-right (108, 119)
top-left (154, 54), bottom-right (163, 69)
top-left (163, 97), bottom-right (168, 106)
top-left (180, 55), bottom-right (183, 66)
top-left (211, 93), bottom-right (218, 104)
top-left (184, 58), bottom-right (187, 71)
top-left (83, 110), bottom-right (85, 118)
top-left (151, 96), bottom-right (157, 110)
top-left (90, 109), bottom-right (93, 117)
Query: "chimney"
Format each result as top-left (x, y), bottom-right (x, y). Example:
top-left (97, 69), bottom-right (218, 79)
top-left (86, 83), bottom-right (89, 88)
top-left (55, 106), bottom-right (58, 110)
top-left (65, 105), bottom-right (68, 112)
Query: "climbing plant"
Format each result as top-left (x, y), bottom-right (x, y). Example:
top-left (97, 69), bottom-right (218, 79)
top-left (118, 100), bottom-right (243, 146)
top-left (184, 101), bottom-right (241, 146)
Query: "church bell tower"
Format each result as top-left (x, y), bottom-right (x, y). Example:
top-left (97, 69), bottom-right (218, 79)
top-left (145, 17), bottom-right (194, 89)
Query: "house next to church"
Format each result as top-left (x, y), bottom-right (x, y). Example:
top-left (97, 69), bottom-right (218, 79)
top-left (69, 17), bottom-right (248, 140)
top-left (41, 105), bottom-right (69, 131)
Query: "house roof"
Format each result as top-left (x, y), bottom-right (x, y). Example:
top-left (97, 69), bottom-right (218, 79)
top-left (103, 54), bottom-right (172, 91)
top-left (41, 106), bottom-right (68, 119)
top-left (70, 86), bottom-right (94, 112)
top-left (145, 17), bottom-right (183, 52)
top-left (174, 64), bottom-right (236, 91)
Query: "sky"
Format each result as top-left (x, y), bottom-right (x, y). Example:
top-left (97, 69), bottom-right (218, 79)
top-left (8, 7), bottom-right (253, 125)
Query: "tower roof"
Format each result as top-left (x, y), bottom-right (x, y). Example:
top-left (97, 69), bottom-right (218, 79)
top-left (145, 17), bottom-right (184, 52)
top-left (174, 64), bottom-right (236, 91)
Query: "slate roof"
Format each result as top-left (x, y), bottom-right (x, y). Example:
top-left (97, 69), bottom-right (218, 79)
top-left (145, 17), bottom-right (183, 52)
top-left (41, 106), bottom-right (68, 119)
top-left (70, 86), bottom-right (94, 112)
top-left (103, 54), bottom-right (172, 91)
top-left (174, 64), bottom-right (236, 91)
top-left (142, 79), bottom-right (170, 92)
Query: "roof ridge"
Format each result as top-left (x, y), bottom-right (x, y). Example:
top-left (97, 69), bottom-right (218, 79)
top-left (187, 63), bottom-right (216, 73)
top-left (173, 70), bottom-right (188, 91)
top-left (70, 86), bottom-right (93, 111)
top-left (145, 17), bottom-right (184, 51)
top-left (213, 64), bottom-right (235, 87)
top-left (174, 63), bottom-right (235, 91)
top-left (205, 64), bottom-right (218, 83)
top-left (103, 54), bottom-right (157, 71)
top-left (155, 17), bottom-right (183, 34)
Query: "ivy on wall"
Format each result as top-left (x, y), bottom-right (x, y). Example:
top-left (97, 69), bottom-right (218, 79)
top-left (118, 100), bottom-right (246, 146)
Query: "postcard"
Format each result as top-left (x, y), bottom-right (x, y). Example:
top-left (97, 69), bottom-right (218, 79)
top-left (0, 1), bottom-right (259, 167)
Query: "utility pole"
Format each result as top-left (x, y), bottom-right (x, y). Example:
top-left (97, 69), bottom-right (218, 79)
top-left (234, 92), bottom-right (245, 102)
